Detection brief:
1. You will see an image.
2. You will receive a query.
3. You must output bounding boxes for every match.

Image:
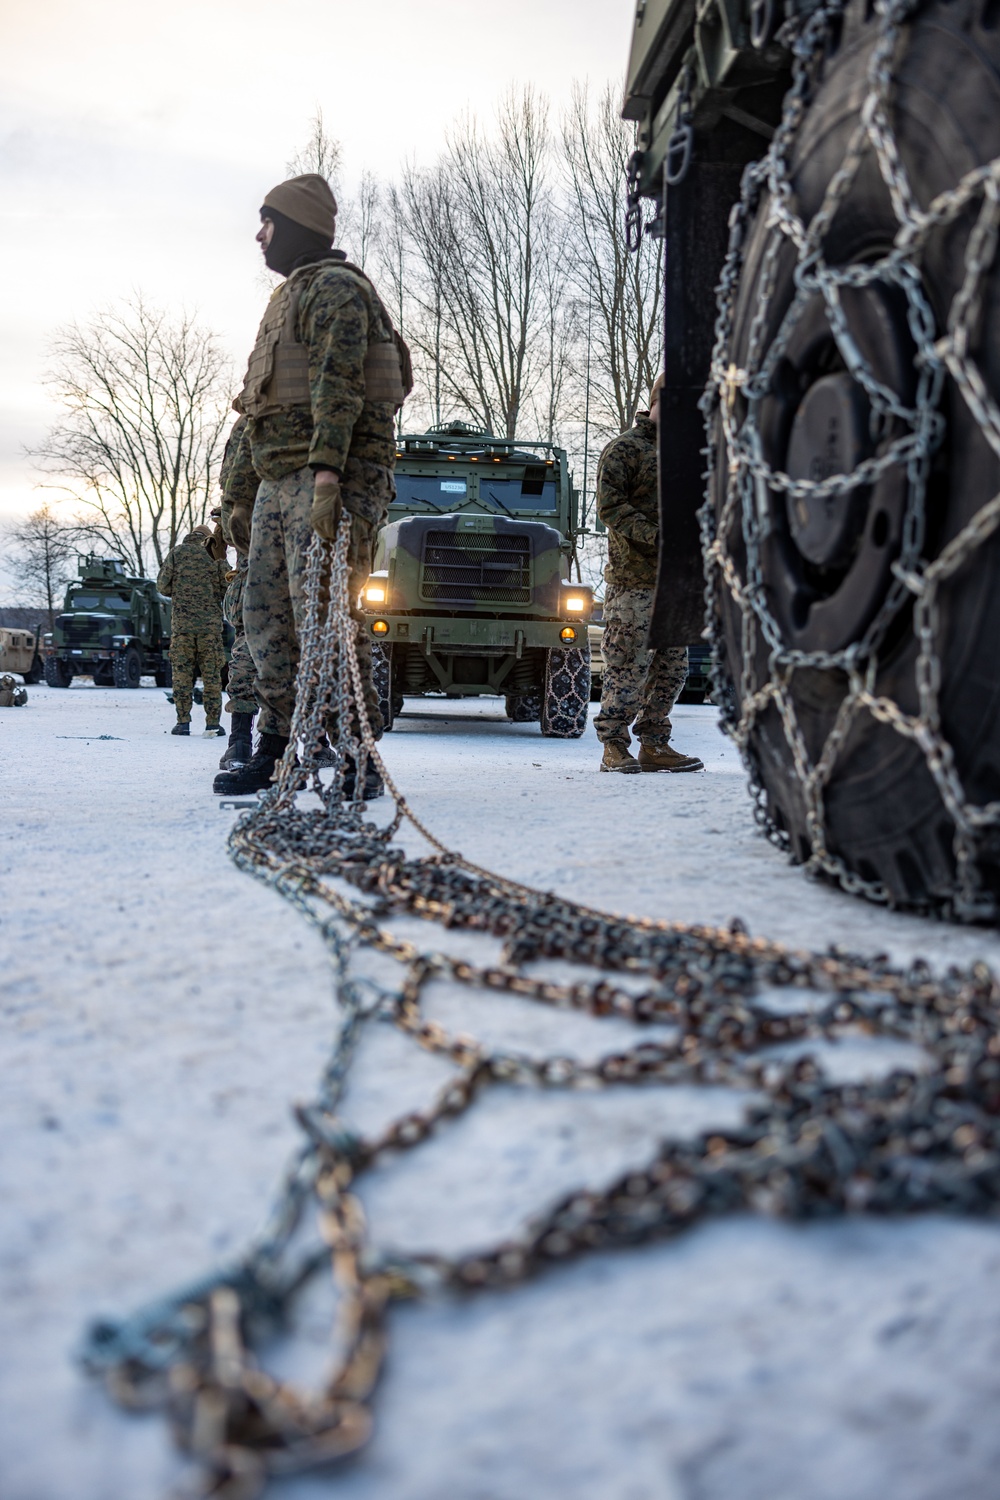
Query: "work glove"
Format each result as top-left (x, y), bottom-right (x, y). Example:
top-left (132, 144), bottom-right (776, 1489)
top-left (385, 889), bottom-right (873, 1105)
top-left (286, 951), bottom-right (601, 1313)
top-left (229, 503), bottom-right (252, 553)
top-left (205, 524), bottom-right (228, 561)
top-left (311, 472), bottom-right (343, 541)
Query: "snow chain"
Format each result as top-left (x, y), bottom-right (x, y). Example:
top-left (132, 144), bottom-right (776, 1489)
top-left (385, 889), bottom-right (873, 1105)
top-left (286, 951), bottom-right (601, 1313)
top-left (77, 508), bottom-right (1000, 1498)
top-left (700, 0), bottom-right (1000, 920)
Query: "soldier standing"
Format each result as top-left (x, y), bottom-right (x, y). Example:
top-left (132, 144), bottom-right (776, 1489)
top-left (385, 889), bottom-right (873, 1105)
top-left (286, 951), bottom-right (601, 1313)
top-left (214, 173), bottom-right (406, 797)
top-left (594, 377), bottom-right (704, 774)
top-left (157, 526), bottom-right (229, 738)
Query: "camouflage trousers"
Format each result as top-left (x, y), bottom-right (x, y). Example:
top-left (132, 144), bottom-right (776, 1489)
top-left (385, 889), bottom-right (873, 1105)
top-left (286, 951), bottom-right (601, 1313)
top-left (170, 628), bottom-right (224, 726)
top-left (223, 558), bottom-right (256, 716)
top-left (245, 463), bottom-right (391, 740)
top-left (593, 583), bottom-right (688, 749)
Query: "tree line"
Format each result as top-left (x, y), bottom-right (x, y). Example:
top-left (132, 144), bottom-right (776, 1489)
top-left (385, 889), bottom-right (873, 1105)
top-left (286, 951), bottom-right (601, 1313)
top-left (9, 82), bottom-right (661, 605)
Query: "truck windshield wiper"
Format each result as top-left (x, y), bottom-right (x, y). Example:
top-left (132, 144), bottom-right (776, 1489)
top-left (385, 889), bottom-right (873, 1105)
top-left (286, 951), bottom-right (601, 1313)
top-left (482, 486), bottom-right (516, 518)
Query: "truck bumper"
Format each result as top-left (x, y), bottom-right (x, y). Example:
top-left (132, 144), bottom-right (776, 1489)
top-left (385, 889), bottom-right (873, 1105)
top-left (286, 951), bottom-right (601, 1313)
top-left (362, 616), bottom-right (585, 651)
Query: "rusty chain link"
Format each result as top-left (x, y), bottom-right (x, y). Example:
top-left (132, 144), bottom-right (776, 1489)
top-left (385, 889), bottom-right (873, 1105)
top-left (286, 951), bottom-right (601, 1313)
top-left (79, 504), bottom-right (1000, 1498)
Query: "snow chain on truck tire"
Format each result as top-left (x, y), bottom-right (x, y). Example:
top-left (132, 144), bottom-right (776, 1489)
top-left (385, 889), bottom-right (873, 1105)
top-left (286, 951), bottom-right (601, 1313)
top-left (702, 0), bottom-right (1000, 919)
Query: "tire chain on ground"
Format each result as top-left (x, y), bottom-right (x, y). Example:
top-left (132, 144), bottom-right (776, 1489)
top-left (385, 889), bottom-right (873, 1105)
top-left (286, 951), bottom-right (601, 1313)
top-left (700, 0), bottom-right (1000, 920)
top-left (80, 509), bottom-right (1000, 1499)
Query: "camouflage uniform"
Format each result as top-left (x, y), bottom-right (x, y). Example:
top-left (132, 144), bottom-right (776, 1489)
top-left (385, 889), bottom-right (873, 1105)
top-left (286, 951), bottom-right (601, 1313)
top-left (593, 413), bottom-right (688, 750)
top-left (222, 558), bottom-right (257, 714)
top-left (218, 418), bottom-right (257, 716)
top-left (230, 252), bottom-right (398, 739)
top-left (156, 536), bottom-right (229, 726)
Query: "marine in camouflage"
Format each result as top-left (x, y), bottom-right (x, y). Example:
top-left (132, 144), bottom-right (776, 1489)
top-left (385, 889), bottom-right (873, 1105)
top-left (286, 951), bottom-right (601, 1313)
top-left (596, 414), bottom-right (658, 589)
top-left (170, 630), bottom-right (225, 727)
top-left (244, 465), bottom-right (389, 739)
top-left (157, 532), bottom-right (228, 726)
top-left (156, 533), bottom-right (229, 632)
top-left (232, 255), bottom-right (398, 521)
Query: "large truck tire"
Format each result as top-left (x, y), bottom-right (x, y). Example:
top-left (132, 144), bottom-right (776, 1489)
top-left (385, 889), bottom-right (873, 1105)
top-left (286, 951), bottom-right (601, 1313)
top-left (113, 646), bottom-right (142, 689)
top-left (371, 643), bottom-right (394, 732)
top-left (22, 654), bottom-right (43, 685)
top-left (706, 0), bottom-right (1000, 918)
top-left (540, 646), bottom-right (590, 739)
top-left (44, 657), bottom-right (72, 688)
top-left (505, 691), bottom-right (541, 723)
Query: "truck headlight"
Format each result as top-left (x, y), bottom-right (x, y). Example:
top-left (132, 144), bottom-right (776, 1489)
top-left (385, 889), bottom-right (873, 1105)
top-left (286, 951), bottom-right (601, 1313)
top-left (363, 572), bottom-right (389, 607)
top-left (560, 586), bottom-right (593, 619)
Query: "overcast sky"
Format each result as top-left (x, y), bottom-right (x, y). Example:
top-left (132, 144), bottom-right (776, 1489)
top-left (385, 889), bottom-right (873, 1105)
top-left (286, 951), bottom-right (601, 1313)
top-left (0, 0), bottom-right (636, 537)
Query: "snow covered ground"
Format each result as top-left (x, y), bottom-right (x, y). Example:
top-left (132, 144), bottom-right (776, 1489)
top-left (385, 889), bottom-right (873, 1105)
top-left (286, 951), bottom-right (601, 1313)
top-left (3, 681), bottom-right (1000, 1500)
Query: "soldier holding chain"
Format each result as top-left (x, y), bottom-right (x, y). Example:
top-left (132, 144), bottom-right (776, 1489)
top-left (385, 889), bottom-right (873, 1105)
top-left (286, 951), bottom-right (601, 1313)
top-left (214, 173), bottom-right (407, 797)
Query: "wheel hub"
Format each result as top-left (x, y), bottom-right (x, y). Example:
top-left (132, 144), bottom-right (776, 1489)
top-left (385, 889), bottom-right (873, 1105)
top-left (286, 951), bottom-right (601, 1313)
top-left (785, 373), bottom-right (872, 569)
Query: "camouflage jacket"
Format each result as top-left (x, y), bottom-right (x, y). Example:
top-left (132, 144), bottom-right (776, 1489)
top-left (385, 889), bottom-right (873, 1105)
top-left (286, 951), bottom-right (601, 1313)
top-left (231, 256), bottom-right (397, 503)
top-left (157, 536), bottom-right (228, 632)
top-left (596, 414), bottom-right (659, 589)
top-left (219, 416), bottom-right (256, 545)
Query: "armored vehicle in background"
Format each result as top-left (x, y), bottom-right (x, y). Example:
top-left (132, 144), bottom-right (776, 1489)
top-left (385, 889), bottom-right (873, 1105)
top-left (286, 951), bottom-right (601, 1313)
top-left (42, 555), bottom-right (173, 689)
top-left (626, 0), bottom-right (1000, 917)
top-left (0, 627), bottom-right (42, 684)
top-left (362, 422), bottom-right (594, 737)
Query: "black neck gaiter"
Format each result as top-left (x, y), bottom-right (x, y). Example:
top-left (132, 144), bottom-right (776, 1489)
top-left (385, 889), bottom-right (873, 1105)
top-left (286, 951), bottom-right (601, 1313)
top-left (261, 206), bottom-right (334, 277)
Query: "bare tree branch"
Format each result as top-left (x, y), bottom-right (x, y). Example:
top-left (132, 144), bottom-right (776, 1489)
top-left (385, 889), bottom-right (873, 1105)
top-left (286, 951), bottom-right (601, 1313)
top-left (28, 296), bottom-right (234, 575)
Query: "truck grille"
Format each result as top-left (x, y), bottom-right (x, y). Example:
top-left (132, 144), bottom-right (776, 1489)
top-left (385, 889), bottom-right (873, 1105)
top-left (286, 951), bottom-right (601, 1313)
top-left (420, 532), bottom-right (531, 605)
top-left (57, 615), bottom-right (111, 648)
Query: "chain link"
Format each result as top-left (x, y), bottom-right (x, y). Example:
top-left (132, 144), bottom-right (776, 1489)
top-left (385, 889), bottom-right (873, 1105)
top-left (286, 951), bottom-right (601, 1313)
top-left (700, 0), bottom-right (1000, 920)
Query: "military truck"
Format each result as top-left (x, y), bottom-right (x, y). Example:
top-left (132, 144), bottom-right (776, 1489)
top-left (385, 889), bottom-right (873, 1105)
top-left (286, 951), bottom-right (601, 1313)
top-left (625, 0), bottom-right (1000, 917)
top-left (41, 555), bottom-right (173, 689)
top-left (361, 422), bottom-right (593, 737)
top-left (0, 627), bottom-right (42, 684)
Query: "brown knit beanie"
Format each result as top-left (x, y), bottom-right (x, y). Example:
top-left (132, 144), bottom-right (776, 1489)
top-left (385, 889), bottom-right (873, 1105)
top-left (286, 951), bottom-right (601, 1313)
top-left (262, 174), bottom-right (338, 241)
top-left (189, 524), bottom-right (212, 540)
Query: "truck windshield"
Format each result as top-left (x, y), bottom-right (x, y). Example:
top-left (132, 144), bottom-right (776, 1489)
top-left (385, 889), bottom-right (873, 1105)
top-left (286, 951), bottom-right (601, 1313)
top-left (69, 593), bottom-right (130, 610)
top-left (478, 474), bottom-right (558, 513)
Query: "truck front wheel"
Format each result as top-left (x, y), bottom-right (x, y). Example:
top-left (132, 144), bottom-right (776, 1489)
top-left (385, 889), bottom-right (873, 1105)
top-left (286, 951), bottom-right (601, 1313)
top-left (44, 657), bottom-right (73, 688)
top-left (540, 647), bottom-right (590, 739)
top-left (113, 647), bottom-right (142, 689)
top-left (706, 0), bottom-right (1000, 916)
top-left (371, 643), bottom-right (394, 732)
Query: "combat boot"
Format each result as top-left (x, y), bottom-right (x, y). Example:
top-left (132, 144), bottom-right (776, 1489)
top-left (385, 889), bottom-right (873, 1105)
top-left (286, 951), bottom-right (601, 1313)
top-left (171, 722), bottom-right (190, 736)
top-left (212, 732), bottom-right (288, 795)
top-left (638, 742), bottom-right (704, 773)
top-left (341, 754), bottom-right (385, 802)
top-left (202, 723), bottom-right (225, 739)
top-left (218, 712), bottom-right (254, 770)
top-left (599, 740), bottom-right (641, 774)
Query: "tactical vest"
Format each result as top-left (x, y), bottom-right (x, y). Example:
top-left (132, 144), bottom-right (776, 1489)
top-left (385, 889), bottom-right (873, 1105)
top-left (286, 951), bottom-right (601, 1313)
top-left (236, 261), bottom-right (412, 419)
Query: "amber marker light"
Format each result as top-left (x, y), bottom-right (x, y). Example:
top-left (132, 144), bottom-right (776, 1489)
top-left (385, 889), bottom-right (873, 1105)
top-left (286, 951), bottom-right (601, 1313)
top-left (371, 620), bottom-right (389, 635)
top-left (560, 626), bottom-right (577, 643)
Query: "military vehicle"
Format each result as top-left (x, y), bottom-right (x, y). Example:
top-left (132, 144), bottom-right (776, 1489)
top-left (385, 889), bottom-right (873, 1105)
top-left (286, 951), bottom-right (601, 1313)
top-left (0, 627), bottom-right (42, 684)
top-left (625, 0), bottom-right (1000, 918)
top-left (41, 555), bottom-right (173, 689)
top-left (362, 422), bottom-right (594, 737)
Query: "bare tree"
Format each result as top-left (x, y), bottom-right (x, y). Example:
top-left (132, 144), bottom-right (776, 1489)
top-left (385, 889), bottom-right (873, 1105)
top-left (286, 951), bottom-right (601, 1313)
top-left (4, 504), bottom-right (79, 629)
top-left (30, 296), bottom-right (233, 576)
top-left (562, 82), bottom-right (663, 436)
top-left (339, 169), bottom-right (382, 269)
top-left (287, 108), bottom-right (342, 183)
top-left (394, 88), bottom-right (562, 441)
